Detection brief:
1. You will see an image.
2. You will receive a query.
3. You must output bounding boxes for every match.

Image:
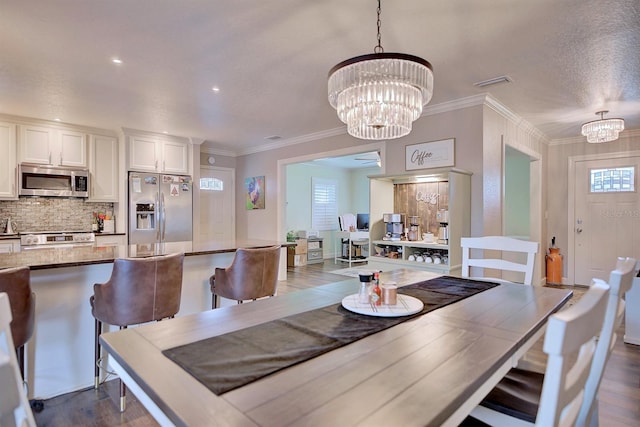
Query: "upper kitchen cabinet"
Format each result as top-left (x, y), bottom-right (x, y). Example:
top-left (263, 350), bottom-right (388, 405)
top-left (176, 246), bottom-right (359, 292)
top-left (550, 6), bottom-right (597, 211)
top-left (0, 121), bottom-right (17, 199)
top-left (88, 134), bottom-right (119, 202)
top-left (128, 135), bottom-right (190, 174)
top-left (18, 125), bottom-right (87, 168)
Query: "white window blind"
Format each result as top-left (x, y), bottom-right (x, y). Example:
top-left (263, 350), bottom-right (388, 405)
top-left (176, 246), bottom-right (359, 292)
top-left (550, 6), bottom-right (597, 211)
top-left (312, 177), bottom-right (338, 231)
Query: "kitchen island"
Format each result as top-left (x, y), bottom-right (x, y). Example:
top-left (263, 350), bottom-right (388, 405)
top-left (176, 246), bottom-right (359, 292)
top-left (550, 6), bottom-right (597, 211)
top-left (0, 239), bottom-right (293, 399)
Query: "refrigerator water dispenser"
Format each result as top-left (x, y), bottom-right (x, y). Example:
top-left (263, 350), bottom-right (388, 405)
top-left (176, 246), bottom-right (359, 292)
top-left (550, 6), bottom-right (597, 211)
top-left (135, 203), bottom-right (155, 230)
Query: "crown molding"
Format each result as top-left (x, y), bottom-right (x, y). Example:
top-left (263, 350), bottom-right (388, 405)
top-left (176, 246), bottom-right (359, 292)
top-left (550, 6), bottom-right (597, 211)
top-left (237, 126), bottom-right (347, 156)
top-left (0, 112), bottom-right (118, 137)
top-left (200, 146), bottom-right (237, 157)
top-left (422, 94), bottom-right (488, 116)
top-left (482, 95), bottom-right (549, 142)
top-left (121, 127), bottom-right (194, 144)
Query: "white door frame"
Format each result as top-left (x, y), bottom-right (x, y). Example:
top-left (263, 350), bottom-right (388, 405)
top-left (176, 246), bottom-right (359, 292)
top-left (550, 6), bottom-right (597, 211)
top-left (567, 150), bottom-right (640, 285)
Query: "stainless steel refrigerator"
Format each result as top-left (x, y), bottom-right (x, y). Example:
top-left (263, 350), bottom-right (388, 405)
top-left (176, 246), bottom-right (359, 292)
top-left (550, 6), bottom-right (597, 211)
top-left (128, 172), bottom-right (193, 244)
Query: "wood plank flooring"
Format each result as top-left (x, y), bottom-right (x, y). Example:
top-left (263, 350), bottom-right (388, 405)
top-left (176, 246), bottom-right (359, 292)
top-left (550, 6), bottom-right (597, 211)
top-left (32, 262), bottom-right (640, 426)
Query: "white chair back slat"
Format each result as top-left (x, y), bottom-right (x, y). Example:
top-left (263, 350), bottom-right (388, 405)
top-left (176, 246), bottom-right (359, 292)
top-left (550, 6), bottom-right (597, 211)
top-left (0, 293), bottom-right (36, 427)
top-left (461, 236), bottom-right (539, 285)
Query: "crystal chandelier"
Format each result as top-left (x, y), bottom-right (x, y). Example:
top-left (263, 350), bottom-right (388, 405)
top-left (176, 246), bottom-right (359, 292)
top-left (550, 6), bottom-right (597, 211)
top-left (581, 110), bottom-right (625, 143)
top-left (328, 0), bottom-right (433, 140)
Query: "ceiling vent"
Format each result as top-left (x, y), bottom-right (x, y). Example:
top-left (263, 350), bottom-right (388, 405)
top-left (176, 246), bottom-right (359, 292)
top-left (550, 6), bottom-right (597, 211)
top-left (473, 75), bottom-right (513, 88)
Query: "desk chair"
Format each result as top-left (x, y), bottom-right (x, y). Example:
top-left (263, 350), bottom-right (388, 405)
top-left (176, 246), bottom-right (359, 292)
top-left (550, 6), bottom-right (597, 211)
top-left (468, 257), bottom-right (635, 426)
top-left (0, 293), bottom-right (37, 427)
top-left (90, 252), bottom-right (184, 412)
top-left (210, 246), bottom-right (280, 309)
top-left (0, 267), bottom-right (35, 379)
top-left (461, 236), bottom-right (539, 285)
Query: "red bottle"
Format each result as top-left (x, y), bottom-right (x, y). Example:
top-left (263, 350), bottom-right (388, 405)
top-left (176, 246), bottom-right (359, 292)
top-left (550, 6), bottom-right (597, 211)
top-left (371, 272), bottom-right (382, 306)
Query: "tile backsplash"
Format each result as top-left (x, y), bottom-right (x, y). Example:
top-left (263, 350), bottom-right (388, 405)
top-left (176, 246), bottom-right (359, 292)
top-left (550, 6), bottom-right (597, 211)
top-left (0, 199), bottom-right (114, 233)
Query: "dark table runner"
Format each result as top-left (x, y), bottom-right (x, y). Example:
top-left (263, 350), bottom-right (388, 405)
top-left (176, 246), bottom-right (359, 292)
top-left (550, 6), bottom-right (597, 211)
top-left (162, 276), bottom-right (498, 395)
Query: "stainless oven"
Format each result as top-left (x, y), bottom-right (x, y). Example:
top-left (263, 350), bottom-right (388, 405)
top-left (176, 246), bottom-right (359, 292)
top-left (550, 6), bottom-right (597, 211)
top-left (20, 231), bottom-right (95, 249)
top-left (19, 164), bottom-right (89, 198)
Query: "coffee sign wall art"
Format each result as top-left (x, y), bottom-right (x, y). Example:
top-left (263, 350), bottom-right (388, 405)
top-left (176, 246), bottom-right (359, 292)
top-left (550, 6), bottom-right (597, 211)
top-left (405, 138), bottom-right (455, 170)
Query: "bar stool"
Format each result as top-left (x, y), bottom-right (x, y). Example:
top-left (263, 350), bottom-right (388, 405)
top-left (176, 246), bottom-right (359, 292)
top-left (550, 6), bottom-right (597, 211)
top-left (0, 267), bottom-right (35, 379)
top-left (209, 246), bottom-right (280, 309)
top-left (90, 252), bottom-right (184, 412)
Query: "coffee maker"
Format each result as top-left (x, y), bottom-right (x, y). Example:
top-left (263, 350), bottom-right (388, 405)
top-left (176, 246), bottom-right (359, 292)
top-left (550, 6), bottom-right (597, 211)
top-left (407, 216), bottom-right (420, 241)
top-left (437, 209), bottom-right (449, 244)
top-left (383, 213), bottom-right (404, 241)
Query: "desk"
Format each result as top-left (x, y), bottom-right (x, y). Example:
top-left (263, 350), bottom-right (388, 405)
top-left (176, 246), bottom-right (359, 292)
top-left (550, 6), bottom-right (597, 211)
top-left (334, 230), bottom-right (369, 266)
top-left (101, 270), bottom-right (571, 427)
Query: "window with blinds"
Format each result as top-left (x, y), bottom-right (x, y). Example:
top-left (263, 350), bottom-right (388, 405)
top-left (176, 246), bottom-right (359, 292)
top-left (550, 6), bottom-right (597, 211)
top-left (312, 177), bottom-right (338, 231)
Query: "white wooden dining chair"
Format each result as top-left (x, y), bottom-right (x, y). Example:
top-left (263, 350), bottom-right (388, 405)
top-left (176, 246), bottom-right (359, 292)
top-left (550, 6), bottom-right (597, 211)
top-left (461, 236), bottom-right (539, 285)
top-left (468, 281), bottom-right (610, 426)
top-left (0, 293), bottom-right (36, 427)
top-left (468, 257), bottom-right (636, 427)
top-left (577, 256), bottom-right (636, 427)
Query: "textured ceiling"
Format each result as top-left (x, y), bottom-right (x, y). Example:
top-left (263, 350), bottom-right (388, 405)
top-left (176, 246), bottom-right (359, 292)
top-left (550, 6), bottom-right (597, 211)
top-left (1, 0), bottom-right (638, 154)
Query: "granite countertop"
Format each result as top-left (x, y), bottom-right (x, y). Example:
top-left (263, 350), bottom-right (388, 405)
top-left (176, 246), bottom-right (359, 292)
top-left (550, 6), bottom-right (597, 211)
top-left (0, 239), bottom-right (296, 270)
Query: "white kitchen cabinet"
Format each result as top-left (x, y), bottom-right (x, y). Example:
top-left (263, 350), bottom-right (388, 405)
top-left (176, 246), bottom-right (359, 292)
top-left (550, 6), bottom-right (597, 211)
top-left (58, 129), bottom-right (88, 167)
top-left (18, 125), bottom-right (87, 167)
top-left (367, 168), bottom-right (471, 274)
top-left (88, 134), bottom-right (119, 202)
top-left (95, 234), bottom-right (126, 246)
top-left (0, 121), bottom-right (17, 199)
top-left (129, 136), bottom-right (190, 174)
top-left (162, 140), bottom-right (190, 174)
top-left (0, 239), bottom-right (20, 253)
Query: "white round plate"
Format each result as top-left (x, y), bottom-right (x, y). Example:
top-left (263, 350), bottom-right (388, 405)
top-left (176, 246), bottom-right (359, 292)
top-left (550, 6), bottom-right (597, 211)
top-left (341, 293), bottom-right (424, 317)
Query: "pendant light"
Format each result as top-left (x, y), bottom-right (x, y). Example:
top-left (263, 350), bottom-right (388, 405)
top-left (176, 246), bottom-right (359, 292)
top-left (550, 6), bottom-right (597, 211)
top-left (581, 110), bottom-right (625, 143)
top-left (328, 0), bottom-right (434, 140)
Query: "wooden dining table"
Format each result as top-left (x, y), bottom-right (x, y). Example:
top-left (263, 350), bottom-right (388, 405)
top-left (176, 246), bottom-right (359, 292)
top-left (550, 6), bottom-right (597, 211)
top-left (100, 269), bottom-right (572, 427)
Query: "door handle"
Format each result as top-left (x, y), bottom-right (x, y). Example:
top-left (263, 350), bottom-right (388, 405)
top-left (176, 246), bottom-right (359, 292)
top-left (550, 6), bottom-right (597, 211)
top-left (576, 227), bottom-right (583, 234)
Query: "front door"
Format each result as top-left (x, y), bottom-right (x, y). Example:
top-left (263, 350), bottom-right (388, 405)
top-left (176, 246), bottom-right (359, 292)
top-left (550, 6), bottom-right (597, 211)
top-left (199, 166), bottom-right (234, 241)
top-left (573, 156), bottom-right (640, 285)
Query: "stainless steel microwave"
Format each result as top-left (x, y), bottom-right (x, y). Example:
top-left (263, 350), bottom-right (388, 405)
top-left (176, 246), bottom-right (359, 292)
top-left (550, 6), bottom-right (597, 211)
top-left (19, 164), bottom-right (90, 198)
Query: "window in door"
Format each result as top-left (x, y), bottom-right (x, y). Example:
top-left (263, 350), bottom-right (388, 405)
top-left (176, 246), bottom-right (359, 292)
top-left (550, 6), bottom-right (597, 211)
top-left (312, 177), bottom-right (337, 231)
top-left (589, 166), bottom-right (635, 193)
top-left (200, 177), bottom-right (224, 191)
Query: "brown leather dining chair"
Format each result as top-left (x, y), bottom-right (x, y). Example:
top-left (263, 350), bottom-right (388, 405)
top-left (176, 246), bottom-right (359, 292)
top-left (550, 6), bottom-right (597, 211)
top-left (209, 246), bottom-right (281, 309)
top-left (90, 252), bottom-right (184, 412)
top-left (0, 267), bottom-right (35, 379)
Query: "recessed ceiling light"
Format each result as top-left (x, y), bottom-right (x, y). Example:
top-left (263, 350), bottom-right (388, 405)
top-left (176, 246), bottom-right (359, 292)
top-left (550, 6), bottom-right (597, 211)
top-left (54, 118), bottom-right (61, 122)
top-left (111, 58), bottom-right (123, 65)
top-left (211, 86), bottom-right (220, 93)
top-left (163, 131), bottom-right (168, 134)
top-left (473, 75), bottom-right (512, 88)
